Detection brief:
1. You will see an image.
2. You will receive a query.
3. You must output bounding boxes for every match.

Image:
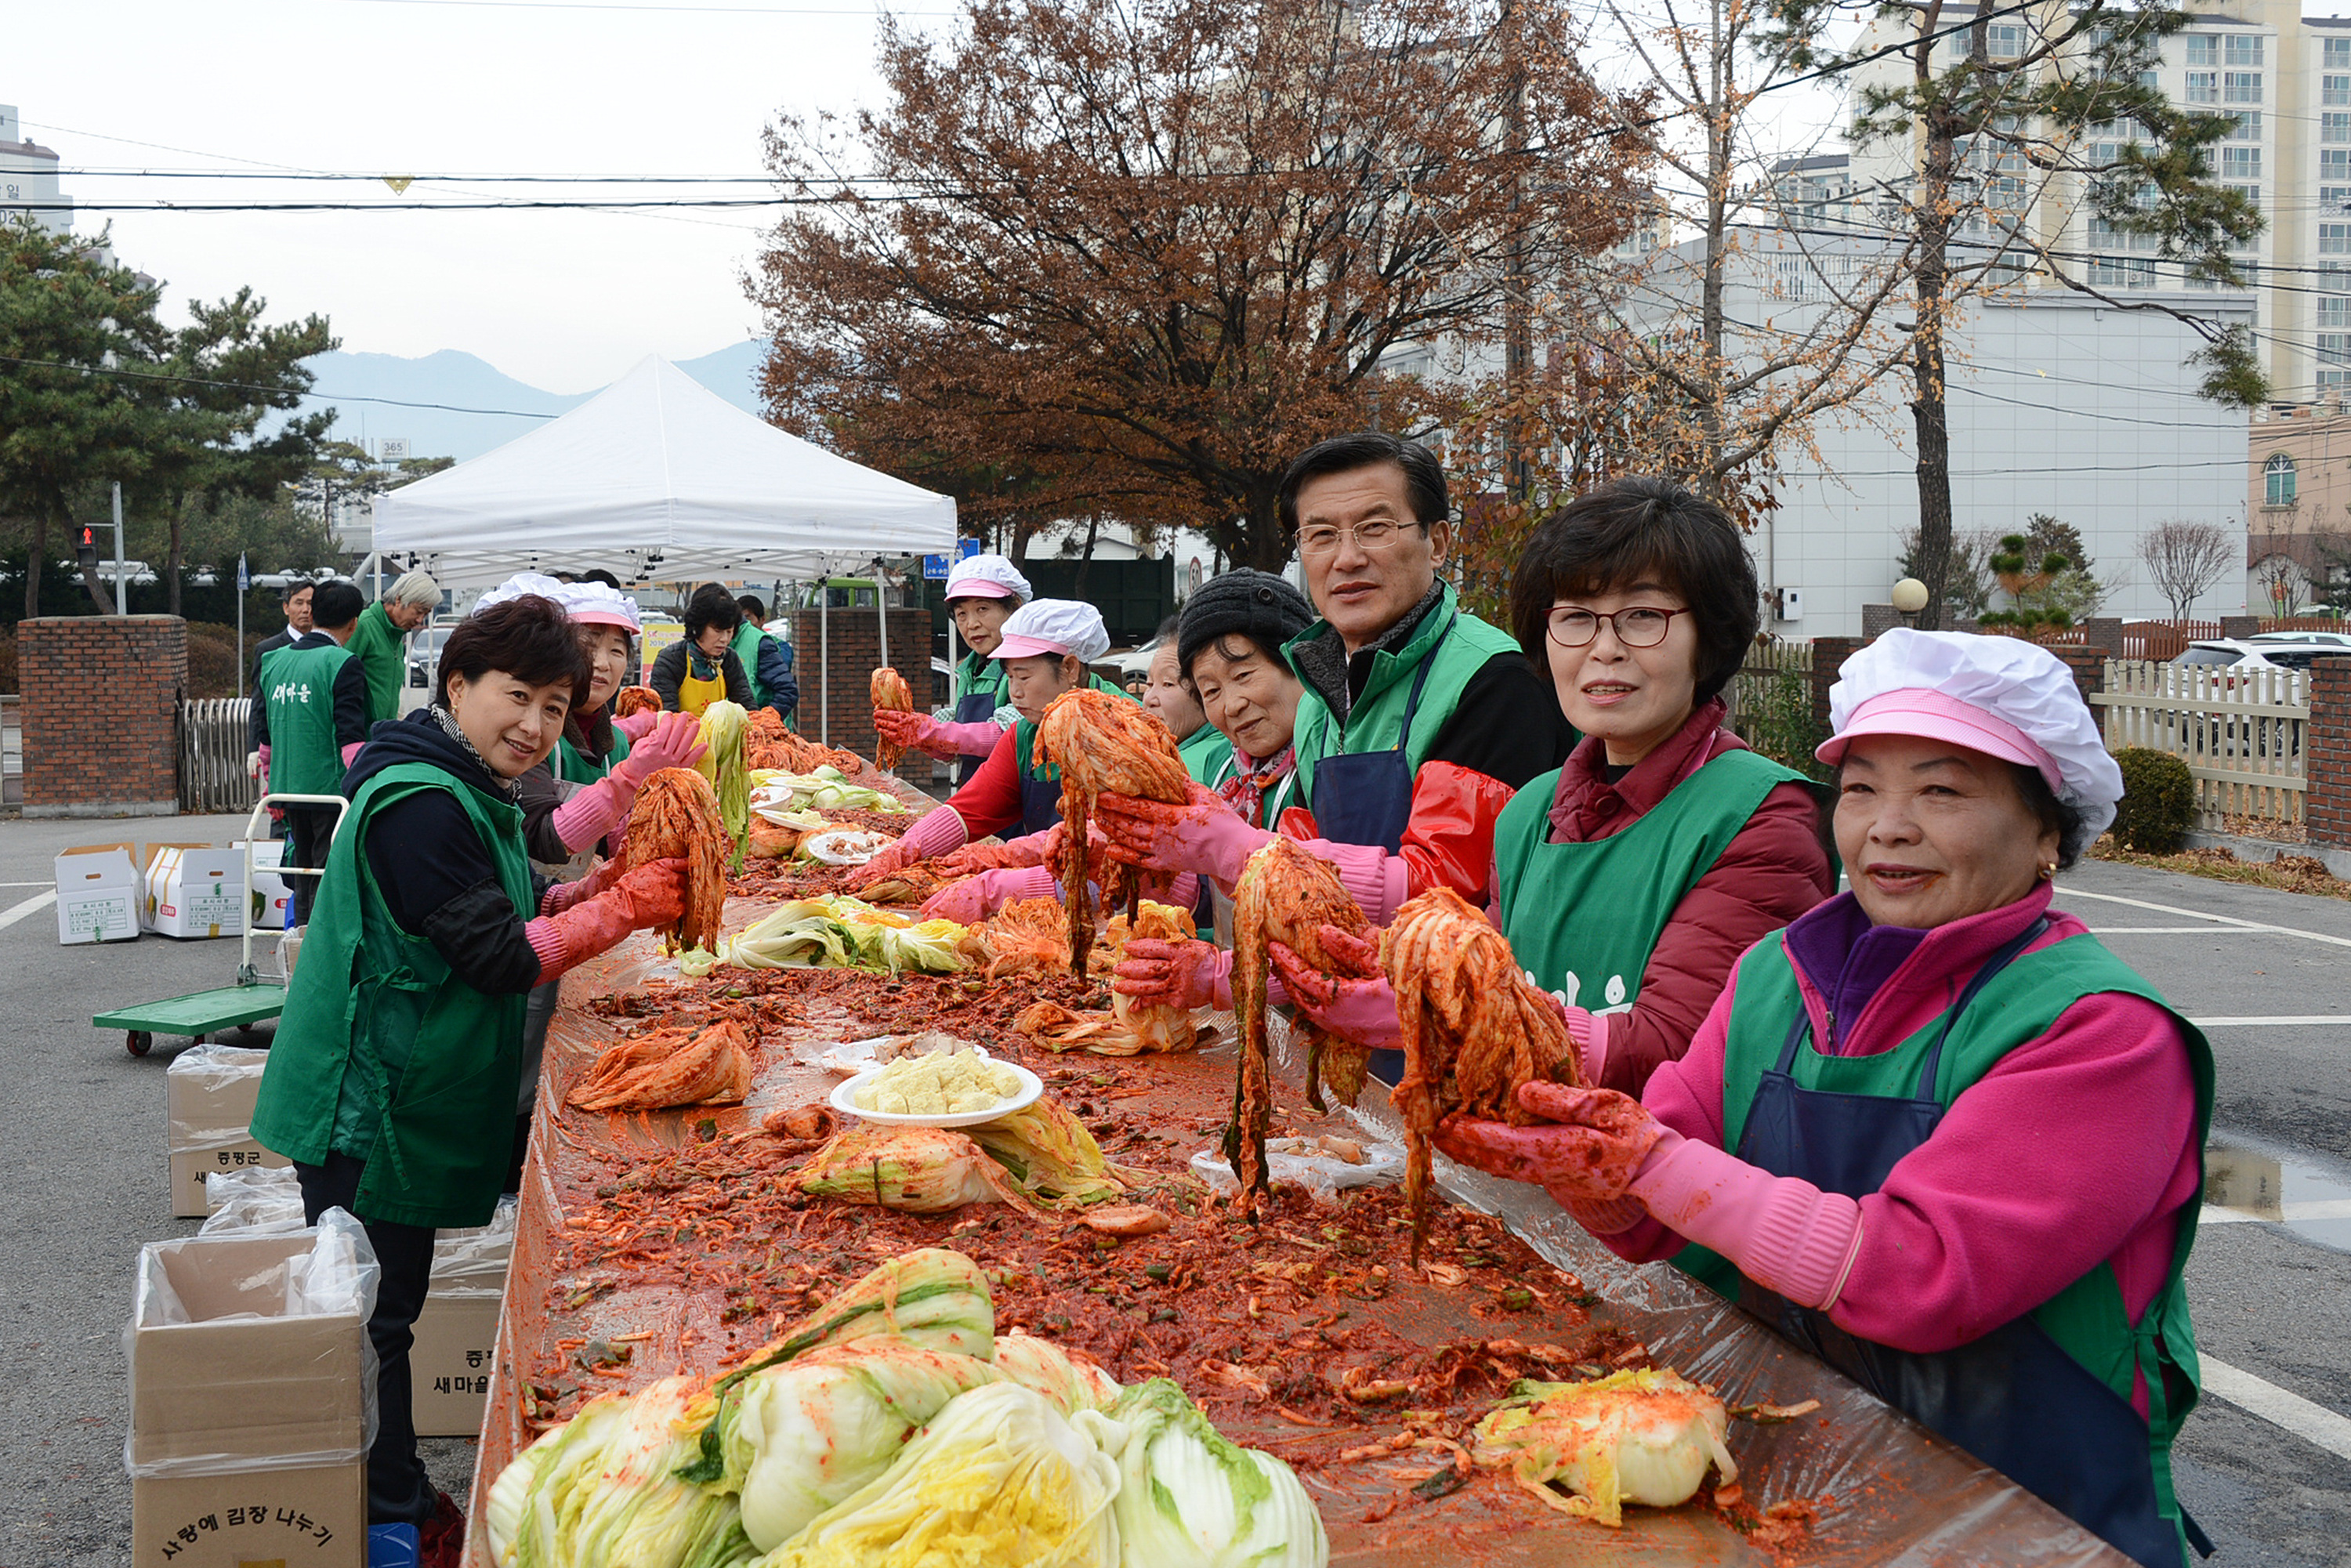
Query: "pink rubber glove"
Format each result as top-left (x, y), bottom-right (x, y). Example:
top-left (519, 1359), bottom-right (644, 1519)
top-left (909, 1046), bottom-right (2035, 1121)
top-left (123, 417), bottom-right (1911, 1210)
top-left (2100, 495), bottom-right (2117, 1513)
top-left (1113, 937), bottom-right (1226, 1010)
top-left (613, 708), bottom-right (660, 742)
top-left (255, 743), bottom-right (271, 781)
top-left (525, 857), bottom-right (687, 979)
top-left (847, 806), bottom-right (969, 891)
top-left (550, 713), bottom-right (706, 853)
top-left (1617, 1128), bottom-right (1864, 1311)
top-left (540, 855), bottom-right (626, 915)
top-left (1433, 1082), bottom-right (1664, 1207)
top-left (1266, 924), bottom-right (1400, 1050)
top-left (920, 866), bottom-right (1057, 923)
top-left (340, 741), bottom-right (363, 768)
top-left (615, 710), bottom-right (708, 787)
top-left (1097, 781), bottom-right (1273, 889)
top-left (1296, 837), bottom-right (1411, 925)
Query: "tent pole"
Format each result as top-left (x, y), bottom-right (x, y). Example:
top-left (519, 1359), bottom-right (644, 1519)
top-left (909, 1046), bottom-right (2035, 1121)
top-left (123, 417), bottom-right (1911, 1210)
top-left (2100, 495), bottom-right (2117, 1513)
top-left (875, 558), bottom-right (889, 672)
top-left (819, 576), bottom-right (830, 746)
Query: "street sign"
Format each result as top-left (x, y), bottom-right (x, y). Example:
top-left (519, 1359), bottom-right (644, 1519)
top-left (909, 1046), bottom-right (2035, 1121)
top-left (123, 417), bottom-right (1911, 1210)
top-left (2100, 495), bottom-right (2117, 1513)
top-left (236, 553), bottom-right (249, 593)
top-left (922, 538), bottom-right (984, 580)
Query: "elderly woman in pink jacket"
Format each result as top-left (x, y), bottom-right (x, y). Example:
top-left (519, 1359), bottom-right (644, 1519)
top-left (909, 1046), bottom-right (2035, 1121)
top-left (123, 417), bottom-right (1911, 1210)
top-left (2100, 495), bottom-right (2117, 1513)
top-left (1438, 628), bottom-right (2212, 1568)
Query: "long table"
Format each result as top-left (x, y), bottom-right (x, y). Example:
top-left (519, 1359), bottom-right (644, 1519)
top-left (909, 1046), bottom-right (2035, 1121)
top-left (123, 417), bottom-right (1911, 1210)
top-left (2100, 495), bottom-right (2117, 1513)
top-left (462, 906), bottom-right (2132, 1568)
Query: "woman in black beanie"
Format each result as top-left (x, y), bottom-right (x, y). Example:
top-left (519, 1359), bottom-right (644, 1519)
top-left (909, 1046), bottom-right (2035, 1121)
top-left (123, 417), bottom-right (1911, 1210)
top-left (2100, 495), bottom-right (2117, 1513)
top-left (1175, 569), bottom-right (1315, 829)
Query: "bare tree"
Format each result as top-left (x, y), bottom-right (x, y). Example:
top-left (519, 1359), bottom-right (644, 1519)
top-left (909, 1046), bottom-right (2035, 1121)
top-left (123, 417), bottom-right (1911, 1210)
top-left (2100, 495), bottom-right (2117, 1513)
top-left (2137, 520), bottom-right (2236, 622)
top-left (2253, 552), bottom-right (2306, 618)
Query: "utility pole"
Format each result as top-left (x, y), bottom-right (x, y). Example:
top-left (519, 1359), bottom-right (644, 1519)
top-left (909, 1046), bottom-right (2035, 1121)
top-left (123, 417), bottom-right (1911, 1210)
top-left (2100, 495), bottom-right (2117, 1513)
top-left (110, 482), bottom-right (127, 615)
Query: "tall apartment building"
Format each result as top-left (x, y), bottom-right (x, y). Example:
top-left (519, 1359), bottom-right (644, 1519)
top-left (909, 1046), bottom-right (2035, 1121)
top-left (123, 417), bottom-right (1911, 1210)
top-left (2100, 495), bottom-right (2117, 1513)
top-left (1828, 2), bottom-right (2349, 404)
top-left (0, 105), bottom-right (72, 236)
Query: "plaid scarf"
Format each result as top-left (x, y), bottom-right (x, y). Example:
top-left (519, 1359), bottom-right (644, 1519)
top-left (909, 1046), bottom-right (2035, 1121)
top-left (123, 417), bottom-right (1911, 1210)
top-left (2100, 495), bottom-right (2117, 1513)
top-left (1217, 745), bottom-right (1296, 830)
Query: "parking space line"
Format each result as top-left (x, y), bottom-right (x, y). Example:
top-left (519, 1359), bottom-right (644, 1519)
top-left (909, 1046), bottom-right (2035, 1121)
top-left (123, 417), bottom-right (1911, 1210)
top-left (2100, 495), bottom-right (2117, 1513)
top-left (2084, 926), bottom-right (2258, 934)
top-left (2200, 1355), bottom-right (2351, 1464)
top-left (0, 889), bottom-right (56, 931)
top-left (2188, 1016), bottom-right (2351, 1027)
top-left (2056, 889), bottom-right (2351, 950)
top-left (2201, 1200), bottom-right (2351, 1226)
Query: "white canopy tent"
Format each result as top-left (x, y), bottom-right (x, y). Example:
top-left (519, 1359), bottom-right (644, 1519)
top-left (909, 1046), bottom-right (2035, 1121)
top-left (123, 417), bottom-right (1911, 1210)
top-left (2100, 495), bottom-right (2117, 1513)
top-left (369, 354), bottom-right (957, 740)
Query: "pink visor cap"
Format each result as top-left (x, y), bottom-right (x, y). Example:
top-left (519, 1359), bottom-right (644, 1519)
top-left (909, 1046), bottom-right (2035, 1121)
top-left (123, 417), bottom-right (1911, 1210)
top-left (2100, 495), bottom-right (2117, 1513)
top-left (993, 630), bottom-right (1070, 658)
top-left (1816, 687), bottom-right (2063, 793)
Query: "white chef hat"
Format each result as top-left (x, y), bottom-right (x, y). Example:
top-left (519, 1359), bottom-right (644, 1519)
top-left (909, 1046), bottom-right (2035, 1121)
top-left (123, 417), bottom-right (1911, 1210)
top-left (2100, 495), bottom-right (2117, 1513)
top-left (472, 571), bottom-right (571, 615)
top-left (559, 578), bottom-right (642, 633)
top-left (944, 553), bottom-right (1033, 603)
top-left (993, 598), bottom-right (1111, 664)
top-left (1817, 628), bottom-right (2125, 842)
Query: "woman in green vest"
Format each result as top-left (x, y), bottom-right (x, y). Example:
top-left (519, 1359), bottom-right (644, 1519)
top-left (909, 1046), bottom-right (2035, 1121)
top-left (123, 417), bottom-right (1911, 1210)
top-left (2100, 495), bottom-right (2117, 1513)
top-left (1438, 628), bottom-right (2211, 1568)
top-left (1117, 483), bottom-right (1833, 1095)
top-left (250, 593), bottom-right (690, 1544)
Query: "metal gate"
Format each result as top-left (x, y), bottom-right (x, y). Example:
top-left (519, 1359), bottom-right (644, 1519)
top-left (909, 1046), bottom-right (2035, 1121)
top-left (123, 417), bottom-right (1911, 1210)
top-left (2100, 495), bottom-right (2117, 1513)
top-left (179, 697), bottom-right (259, 814)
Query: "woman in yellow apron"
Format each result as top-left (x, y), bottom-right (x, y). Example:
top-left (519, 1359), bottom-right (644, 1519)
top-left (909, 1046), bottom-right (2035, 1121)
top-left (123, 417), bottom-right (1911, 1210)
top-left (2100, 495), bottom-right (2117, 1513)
top-left (649, 581), bottom-right (755, 716)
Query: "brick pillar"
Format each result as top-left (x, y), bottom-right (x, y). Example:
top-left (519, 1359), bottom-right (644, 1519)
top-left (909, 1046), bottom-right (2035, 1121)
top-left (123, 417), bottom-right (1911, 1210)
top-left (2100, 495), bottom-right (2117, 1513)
top-left (1809, 636), bottom-right (1864, 741)
top-left (2052, 645), bottom-right (2108, 706)
top-left (788, 606), bottom-right (939, 782)
top-left (1860, 603), bottom-right (1903, 639)
top-left (2221, 615), bottom-right (2260, 639)
top-left (2081, 617), bottom-right (2125, 656)
top-left (2308, 660), bottom-right (2351, 854)
top-left (20, 616), bottom-right (188, 817)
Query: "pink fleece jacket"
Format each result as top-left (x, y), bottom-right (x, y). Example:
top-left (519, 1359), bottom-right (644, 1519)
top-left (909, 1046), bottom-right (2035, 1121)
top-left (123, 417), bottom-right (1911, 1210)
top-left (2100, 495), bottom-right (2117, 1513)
top-left (1589, 883), bottom-right (2200, 1410)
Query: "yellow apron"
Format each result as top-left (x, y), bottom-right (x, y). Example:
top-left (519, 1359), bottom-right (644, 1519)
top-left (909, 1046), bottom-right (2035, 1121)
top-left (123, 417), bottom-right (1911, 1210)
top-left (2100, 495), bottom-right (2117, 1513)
top-left (677, 650), bottom-right (729, 717)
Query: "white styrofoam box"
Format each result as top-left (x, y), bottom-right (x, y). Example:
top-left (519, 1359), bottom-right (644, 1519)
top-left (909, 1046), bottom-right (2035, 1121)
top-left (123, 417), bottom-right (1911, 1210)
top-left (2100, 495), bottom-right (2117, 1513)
top-left (54, 842), bottom-right (140, 946)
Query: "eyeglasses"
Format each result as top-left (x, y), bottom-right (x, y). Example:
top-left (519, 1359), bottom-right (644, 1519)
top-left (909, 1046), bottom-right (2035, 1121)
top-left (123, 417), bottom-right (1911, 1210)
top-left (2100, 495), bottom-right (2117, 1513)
top-left (1547, 605), bottom-right (1690, 649)
top-left (1295, 518), bottom-right (1428, 558)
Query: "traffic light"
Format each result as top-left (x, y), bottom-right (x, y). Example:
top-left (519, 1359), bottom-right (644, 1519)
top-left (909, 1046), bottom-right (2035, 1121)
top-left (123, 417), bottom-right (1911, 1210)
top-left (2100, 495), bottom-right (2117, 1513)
top-left (76, 526), bottom-right (98, 574)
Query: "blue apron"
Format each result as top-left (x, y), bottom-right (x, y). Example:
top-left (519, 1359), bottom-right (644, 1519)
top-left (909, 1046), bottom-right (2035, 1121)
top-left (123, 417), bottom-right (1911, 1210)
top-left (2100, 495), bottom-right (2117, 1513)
top-left (1733, 921), bottom-right (2209, 1568)
top-left (954, 659), bottom-right (1004, 787)
top-left (1019, 762), bottom-right (1063, 838)
top-left (1306, 619), bottom-right (1447, 855)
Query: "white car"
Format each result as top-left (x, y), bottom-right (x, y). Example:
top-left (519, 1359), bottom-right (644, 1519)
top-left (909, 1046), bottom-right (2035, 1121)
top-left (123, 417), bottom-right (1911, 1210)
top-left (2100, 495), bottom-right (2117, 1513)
top-left (1110, 633), bottom-right (1168, 682)
top-left (2174, 637), bottom-right (2351, 672)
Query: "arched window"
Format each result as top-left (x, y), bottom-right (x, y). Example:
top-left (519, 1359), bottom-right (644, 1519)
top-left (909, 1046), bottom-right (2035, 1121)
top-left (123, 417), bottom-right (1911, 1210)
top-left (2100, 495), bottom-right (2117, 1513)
top-left (2266, 452), bottom-right (2298, 506)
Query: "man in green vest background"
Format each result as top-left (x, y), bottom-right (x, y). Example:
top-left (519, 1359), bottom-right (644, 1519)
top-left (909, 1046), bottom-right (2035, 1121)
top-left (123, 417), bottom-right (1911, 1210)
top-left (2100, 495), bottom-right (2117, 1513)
top-left (347, 569), bottom-right (441, 726)
top-left (732, 593), bottom-right (799, 726)
top-left (261, 579), bottom-right (371, 925)
top-left (1099, 430), bottom-right (1573, 925)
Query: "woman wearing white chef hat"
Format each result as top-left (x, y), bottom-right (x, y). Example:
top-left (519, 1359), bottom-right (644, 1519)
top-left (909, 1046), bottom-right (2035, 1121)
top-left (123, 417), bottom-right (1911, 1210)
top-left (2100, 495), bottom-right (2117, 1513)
top-left (851, 599), bottom-right (1143, 890)
top-left (1437, 628), bottom-right (2214, 1568)
top-left (874, 553), bottom-right (1038, 785)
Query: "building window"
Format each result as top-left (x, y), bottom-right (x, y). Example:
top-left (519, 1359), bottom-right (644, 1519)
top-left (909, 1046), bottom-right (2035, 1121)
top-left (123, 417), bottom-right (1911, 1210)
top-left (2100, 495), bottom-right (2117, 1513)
top-left (2223, 147), bottom-right (2261, 180)
top-left (2186, 71), bottom-right (2218, 103)
top-left (2320, 297), bottom-right (2351, 329)
top-left (2088, 255), bottom-right (2156, 287)
top-left (2323, 335), bottom-right (2351, 366)
top-left (2225, 34), bottom-right (2264, 67)
top-left (2331, 38), bottom-right (2351, 69)
top-left (2225, 110), bottom-right (2260, 140)
top-left (2266, 453), bottom-right (2298, 506)
top-left (2138, 69), bottom-right (2160, 92)
top-left (2328, 114), bottom-right (2351, 145)
top-left (2187, 35), bottom-right (2217, 67)
top-left (2322, 223), bottom-right (2351, 255)
top-left (2330, 74), bottom-right (2351, 107)
top-left (2326, 186), bottom-right (2351, 215)
top-left (2225, 71), bottom-right (2263, 103)
top-left (1987, 23), bottom-right (2023, 58)
top-left (2327, 149), bottom-right (2351, 181)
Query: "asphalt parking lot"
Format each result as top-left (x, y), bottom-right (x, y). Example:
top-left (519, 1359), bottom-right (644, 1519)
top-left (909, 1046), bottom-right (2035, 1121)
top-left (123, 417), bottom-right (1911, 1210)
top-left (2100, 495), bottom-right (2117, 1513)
top-left (0, 817), bottom-right (2342, 1565)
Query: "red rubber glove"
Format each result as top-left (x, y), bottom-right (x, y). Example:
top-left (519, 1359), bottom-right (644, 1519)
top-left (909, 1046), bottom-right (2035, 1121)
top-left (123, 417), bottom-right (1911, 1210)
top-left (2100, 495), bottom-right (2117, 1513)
top-left (1433, 1082), bottom-right (1665, 1207)
top-left (613, 708), bottom-right (661, 743)
top-left (526, 857), bottom-right (688, 979)
top-left (846, 806), bottom-right (969, 892)
top-left (614, 710), bottom-right (707, 788)
top-left (1266, 924), bottom-right (1400, 1050)
top-left (919, 866), bottom-right (1057, 924)
top-left (874, 707), bottom-right (957, 760)
top-left (1113, 937), bottom-right (1227, 1010)
top-left (1096, 780), bottom-right (1273, 889)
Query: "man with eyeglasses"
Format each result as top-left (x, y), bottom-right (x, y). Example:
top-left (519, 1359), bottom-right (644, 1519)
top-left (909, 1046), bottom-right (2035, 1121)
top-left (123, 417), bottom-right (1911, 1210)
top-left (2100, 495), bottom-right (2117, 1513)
top-left (1098, 430), bottom-right (1573, 942)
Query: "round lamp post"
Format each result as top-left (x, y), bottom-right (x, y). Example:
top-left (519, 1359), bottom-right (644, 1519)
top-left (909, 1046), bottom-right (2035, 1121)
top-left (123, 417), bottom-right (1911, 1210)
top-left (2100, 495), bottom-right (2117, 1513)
top-left (1892, 578), bottom-right (1930, 621)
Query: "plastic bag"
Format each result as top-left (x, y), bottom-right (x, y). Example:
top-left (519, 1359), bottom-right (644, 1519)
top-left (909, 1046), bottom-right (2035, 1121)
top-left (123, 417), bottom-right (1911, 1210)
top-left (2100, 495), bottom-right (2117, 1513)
top-left (165, 1041), bottom-right (273, 1153)
top-left (1188, 1135), bottom-right (1405, 1201)
top-left (197, 1164), bottom-right (306, 1237)
top-left (125, 1208), bottom-right (382, 1479)
top-left (429, 1194), bottom-right (518, 1298)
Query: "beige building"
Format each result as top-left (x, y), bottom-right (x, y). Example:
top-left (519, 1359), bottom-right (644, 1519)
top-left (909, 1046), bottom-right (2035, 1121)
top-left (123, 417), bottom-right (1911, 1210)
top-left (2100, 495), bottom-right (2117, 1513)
top-left (2248, 403), bottom-right (2351, 604)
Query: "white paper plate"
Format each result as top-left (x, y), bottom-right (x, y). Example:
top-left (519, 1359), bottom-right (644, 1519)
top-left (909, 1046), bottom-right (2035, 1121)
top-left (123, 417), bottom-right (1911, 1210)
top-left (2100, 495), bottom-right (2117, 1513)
top-left (805, 828), bottom-right (891, 866)
top-left (830, 1062), bottom-right (1043, 1128)
top-left (812, 1034), bottom-right (992, 1076)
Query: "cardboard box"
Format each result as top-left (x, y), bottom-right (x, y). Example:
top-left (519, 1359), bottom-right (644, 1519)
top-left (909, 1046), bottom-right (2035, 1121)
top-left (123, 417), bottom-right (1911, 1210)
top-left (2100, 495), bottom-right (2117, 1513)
top-left (129, 1226), bottom-right (371, 1568)
top-left (55, 841), bottom-right (141, 945)
top-left (168, 1045), bottom-right (289, 1219)
top-left (409, 1294), bottom-right (502, 1436)
top-left (143, 844), bottom-right (249, 940)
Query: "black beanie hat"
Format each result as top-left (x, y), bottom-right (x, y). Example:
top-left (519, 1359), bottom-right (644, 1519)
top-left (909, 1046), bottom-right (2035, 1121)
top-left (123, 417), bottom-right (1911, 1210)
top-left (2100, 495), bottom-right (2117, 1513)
top-left (1177, 570), bottom-right (1315, 676)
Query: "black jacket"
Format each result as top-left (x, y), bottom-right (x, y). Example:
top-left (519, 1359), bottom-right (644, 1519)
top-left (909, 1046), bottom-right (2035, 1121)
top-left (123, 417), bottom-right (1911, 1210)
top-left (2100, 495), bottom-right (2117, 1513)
top-left (344, 712), bottom-right (553, 996)
top-left (648, 640), bottom-right (752, 712)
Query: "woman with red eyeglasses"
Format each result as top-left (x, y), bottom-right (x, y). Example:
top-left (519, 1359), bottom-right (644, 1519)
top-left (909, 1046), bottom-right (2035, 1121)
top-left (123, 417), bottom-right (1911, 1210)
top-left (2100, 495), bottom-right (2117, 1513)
top-left (1210, 477), bottom-right (1836, 1096)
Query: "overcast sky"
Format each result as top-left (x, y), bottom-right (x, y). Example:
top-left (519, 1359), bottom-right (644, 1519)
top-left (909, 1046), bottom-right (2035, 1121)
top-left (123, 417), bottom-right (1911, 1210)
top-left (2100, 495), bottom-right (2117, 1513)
top-left (12, 0), bottom-right (959, 392)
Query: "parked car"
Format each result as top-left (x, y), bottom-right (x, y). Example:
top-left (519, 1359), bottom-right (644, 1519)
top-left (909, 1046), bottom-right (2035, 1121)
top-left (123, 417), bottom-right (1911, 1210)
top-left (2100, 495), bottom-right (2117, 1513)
top-left (1111, 633), bottom-right (1167, 681)
top-left (404, 623), bottom-right (459, 691)
top-left (2173, 638), bottom-right (2350, 672)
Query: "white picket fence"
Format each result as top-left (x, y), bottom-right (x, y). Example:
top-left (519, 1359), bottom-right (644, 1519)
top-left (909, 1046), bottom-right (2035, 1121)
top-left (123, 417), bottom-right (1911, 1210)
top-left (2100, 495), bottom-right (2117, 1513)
top-left (2091, 661), bottom-right (2308, 829)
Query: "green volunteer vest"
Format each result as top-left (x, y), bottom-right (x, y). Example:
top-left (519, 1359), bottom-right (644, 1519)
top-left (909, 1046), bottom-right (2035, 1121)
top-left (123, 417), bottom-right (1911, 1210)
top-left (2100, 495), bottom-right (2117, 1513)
top-left (250, 762), bottom-right (537, 1229)
top-left (1178, 722), bottom-right (1234, 788)
top-left (557, 724), bottom-right (631, 787)
top-left (1676, 930), bottom-right (2212, 1530)
top-left (730, 623), bottom-right (779, 709)
top-left (954, 650), bottom-right (1009, 708)
top-left (261, 641), bottom-right (357, 797)
top-left (347, 599), bottom-right (408, 726)
top-left (1284, 584), bottom-right (1523, 803)
top-left (1493, 748), bottom-right (1801, 1012)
